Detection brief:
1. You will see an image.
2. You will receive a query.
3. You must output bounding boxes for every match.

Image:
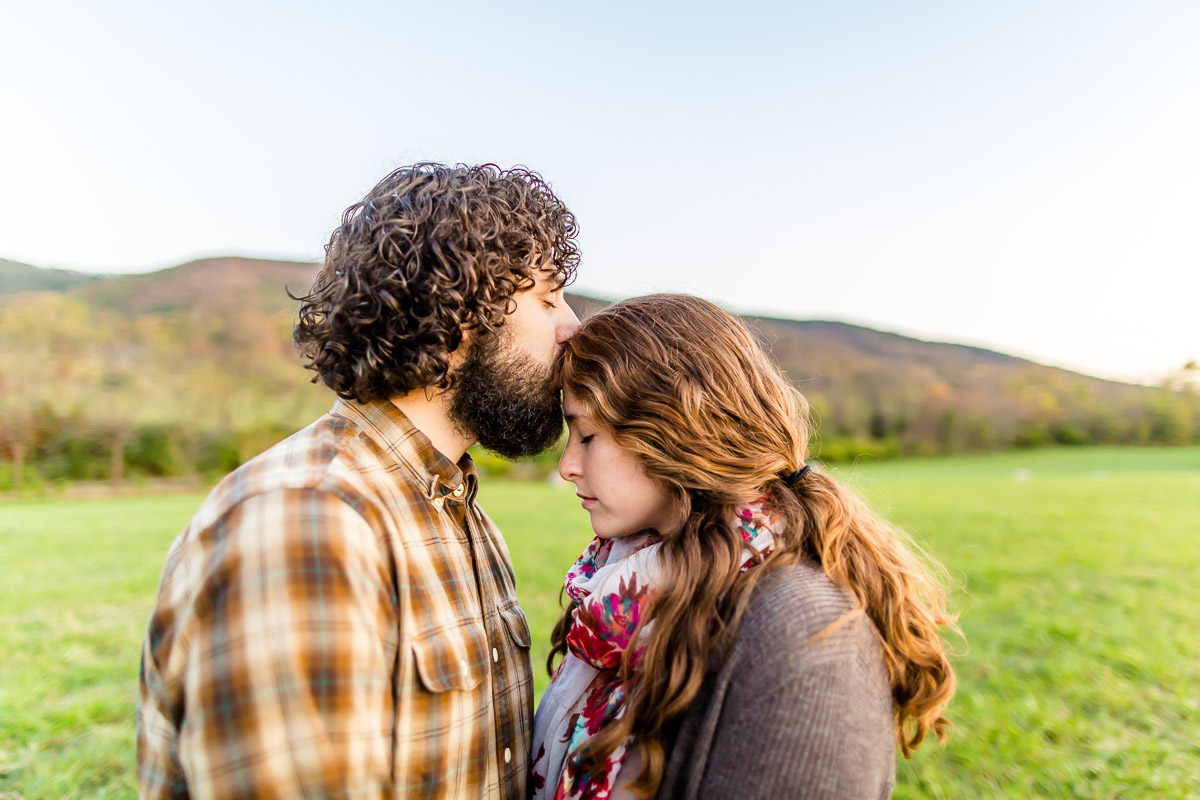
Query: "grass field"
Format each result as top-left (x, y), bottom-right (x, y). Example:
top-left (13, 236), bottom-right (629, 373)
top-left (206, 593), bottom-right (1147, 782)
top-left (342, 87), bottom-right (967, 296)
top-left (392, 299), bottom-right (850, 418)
top-left (1, 446), bottom-right (1198, 799)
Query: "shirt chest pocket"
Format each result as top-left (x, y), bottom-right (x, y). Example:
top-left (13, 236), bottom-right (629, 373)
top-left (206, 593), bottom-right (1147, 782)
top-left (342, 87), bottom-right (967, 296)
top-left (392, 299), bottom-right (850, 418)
top-left (411, 618), bottom-right (490, 692)
top-left (498, 603), bottom-right (531, 650)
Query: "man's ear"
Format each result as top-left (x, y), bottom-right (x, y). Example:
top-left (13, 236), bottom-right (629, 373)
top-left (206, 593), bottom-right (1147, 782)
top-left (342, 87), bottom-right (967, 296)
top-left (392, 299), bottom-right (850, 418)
top-left (447, 326), bottom-right (474, 370)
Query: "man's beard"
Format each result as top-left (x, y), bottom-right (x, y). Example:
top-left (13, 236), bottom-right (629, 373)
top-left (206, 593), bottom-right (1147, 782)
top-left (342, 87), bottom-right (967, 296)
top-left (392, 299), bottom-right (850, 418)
top-left (448, 327), bottom-right (564, 460)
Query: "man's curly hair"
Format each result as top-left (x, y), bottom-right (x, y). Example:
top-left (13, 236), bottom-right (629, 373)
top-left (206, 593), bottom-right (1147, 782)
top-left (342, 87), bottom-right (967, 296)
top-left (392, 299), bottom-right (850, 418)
top-left (293, 163), bottom-right (580, 403)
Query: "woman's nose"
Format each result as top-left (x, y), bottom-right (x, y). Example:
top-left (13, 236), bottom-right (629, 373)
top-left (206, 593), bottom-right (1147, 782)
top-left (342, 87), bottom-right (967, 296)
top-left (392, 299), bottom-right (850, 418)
top-left (558, 444), bottom-right (580, 482)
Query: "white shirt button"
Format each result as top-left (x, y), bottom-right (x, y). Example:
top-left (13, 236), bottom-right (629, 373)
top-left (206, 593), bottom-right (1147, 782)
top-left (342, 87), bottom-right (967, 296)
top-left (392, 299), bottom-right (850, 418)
top-left (492, 647), bottom-right (499, 663)
top-left (504, 747), bottom-right (511, 764)
top-left (452, 483), bottom-right (465, 497)
top-left (459, 658), bottom-right (468, 672)
top-left (432, 497), bottom-right (444, 510)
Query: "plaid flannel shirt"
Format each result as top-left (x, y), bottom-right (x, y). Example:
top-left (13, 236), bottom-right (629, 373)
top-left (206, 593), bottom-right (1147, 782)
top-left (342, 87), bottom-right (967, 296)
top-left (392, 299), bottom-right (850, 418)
top-left (138, 398), bottom-right (534, 800)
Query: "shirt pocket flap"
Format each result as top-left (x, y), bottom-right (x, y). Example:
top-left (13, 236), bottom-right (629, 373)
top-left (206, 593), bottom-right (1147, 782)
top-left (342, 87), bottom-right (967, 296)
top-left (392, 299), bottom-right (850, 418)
top-left (499, 604), bottom-right (532, 649)
top-left (411, 619), bottom-right (489, 693)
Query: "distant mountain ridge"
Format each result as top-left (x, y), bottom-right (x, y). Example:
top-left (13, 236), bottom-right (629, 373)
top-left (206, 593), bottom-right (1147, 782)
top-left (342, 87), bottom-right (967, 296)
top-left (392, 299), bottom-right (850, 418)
top-left (2, 255), bottom-right (1193, 473)
top-left (65, 257), bottom-right (322, 316)
top-left (0, 255), bottom-right (1140, 392)
top-left (0, 255), bottom-right (1152, 398)
top-left (0, 258), bottom-right (101, 294)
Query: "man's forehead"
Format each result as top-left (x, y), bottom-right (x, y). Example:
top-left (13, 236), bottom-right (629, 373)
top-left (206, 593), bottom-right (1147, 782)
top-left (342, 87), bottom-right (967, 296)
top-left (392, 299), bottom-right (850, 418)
top-left (533, 266), bottom-right (566, 289)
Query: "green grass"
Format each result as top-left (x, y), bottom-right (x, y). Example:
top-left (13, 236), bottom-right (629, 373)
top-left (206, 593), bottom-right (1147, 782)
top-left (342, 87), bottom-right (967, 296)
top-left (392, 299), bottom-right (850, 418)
top-left (1, 446), bottom-right (1198, 799)
top-left (849, 449), bottom-right (1200, 799)
top-left (0, 495), bottom-right (202, 798)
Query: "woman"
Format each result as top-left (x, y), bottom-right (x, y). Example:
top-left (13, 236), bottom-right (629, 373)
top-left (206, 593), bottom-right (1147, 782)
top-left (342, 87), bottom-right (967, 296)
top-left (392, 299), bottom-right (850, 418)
top-left (530, 295), bottom-right (958, 800)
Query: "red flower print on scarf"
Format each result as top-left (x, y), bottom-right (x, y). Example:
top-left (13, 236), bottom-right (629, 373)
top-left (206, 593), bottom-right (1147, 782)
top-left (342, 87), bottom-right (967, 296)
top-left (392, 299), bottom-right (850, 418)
top-left (567, 574), bottom-right (654, 671)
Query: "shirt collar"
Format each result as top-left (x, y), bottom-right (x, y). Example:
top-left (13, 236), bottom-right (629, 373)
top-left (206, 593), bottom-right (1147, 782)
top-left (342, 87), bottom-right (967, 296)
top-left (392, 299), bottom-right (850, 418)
top-left (330, 397), bottom-right (479, 502)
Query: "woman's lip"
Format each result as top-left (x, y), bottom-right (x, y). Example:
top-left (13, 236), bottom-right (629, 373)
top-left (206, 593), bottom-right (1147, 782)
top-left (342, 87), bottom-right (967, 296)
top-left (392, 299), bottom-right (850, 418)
top-left (577, 494), bottom-right (597, 510)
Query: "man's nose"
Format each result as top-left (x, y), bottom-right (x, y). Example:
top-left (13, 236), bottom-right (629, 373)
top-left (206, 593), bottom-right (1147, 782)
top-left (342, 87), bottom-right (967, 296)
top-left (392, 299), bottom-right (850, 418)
top-left (556, 303), bottom-right (581, 345)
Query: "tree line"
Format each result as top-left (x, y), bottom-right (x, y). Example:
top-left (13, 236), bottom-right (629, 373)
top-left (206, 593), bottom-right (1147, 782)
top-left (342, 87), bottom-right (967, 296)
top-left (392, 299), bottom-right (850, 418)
top-left (1, 288), bottom-right (1197, 494)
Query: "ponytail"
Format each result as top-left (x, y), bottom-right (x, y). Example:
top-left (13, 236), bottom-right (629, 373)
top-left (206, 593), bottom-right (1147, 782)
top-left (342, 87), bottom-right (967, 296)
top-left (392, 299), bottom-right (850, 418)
top-left (784, 467), bottom-right (958, 755)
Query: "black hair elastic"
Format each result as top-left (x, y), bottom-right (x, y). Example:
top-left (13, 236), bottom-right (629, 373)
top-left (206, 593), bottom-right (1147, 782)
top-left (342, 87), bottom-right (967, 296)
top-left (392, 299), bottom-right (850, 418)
top-left (784, 464), bottom-right (811, 487)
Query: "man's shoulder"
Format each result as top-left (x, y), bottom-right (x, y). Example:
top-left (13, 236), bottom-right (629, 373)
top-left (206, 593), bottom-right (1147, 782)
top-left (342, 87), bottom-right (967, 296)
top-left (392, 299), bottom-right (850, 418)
top-left (184, 407), bottom-right (410, 540)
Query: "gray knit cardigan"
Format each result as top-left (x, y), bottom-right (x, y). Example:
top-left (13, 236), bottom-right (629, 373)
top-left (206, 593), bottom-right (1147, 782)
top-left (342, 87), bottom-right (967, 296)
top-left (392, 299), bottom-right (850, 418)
top-left (656, 561), bottom-right (896, 800)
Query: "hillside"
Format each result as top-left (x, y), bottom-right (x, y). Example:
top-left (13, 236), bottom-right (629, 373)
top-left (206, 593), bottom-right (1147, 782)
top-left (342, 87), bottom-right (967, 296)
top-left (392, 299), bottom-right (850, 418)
top-left (0, 259), bottom-right (100, 294)
top-left (4, 253), bottom-right (1130, 392)
top-left (68, 257), bottom-right (320, 316)
top-left (748, 314), bottom-right (1153, 406)
top-left (0, 256), bottom-right (1195, 488)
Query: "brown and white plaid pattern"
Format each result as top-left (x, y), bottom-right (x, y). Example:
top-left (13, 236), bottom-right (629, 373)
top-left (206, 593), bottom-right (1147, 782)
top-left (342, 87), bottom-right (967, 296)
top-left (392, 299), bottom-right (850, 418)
top-left (138, 398), bottom-right (534, 800)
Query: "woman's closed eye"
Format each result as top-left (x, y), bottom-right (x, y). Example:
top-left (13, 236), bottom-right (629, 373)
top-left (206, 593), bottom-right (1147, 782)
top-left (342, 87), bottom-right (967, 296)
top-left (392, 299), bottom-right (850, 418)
top-left (580, 434), bottom-right (594, 444)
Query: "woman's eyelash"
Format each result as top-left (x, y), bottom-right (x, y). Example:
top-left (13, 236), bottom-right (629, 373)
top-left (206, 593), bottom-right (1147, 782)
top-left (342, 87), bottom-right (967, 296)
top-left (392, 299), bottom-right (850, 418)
top-left (580, 435), bottom-right (594, 444)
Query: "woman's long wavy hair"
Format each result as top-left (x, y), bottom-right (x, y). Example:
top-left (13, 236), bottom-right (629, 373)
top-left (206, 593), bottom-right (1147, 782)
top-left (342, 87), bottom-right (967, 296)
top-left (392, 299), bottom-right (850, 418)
top-left (549, 294), bottom-right (959, 797)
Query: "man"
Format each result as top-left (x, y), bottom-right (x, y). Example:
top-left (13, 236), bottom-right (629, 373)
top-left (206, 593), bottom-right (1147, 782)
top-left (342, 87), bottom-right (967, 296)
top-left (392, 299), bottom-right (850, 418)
top-left (138, 164), bottom-right (581, 800)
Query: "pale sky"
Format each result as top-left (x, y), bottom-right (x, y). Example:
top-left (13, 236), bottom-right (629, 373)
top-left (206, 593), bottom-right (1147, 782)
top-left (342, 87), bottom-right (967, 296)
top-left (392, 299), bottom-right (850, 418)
top-left (2, 1), bottom-right (1198, 383)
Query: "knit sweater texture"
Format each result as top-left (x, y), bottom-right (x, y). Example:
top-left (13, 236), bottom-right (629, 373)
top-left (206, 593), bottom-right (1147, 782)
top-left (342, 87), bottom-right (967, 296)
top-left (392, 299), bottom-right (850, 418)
top-left (656, 561), bottom-right (896, 800)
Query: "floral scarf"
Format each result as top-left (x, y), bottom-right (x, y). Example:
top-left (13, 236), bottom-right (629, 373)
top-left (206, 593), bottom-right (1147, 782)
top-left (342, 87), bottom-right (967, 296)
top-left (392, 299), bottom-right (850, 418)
top-left (530, 498), bottom-right (782, 800)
